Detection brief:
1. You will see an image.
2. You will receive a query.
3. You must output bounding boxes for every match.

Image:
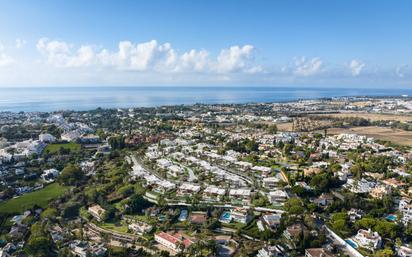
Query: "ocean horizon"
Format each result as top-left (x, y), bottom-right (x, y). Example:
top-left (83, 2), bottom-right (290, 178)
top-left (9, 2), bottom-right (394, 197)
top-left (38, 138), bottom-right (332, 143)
top-left (1, 86), bottom-right (412, 113)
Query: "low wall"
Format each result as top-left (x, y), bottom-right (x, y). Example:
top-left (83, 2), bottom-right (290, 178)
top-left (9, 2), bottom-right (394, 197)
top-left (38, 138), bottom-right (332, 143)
top-left (325, 226), bottom-right (364, 257)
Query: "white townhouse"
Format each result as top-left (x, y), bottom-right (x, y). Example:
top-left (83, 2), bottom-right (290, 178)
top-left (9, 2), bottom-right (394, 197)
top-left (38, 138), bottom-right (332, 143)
top-left (268, 190), bottom-right (288, 204)
top-left (399, 198), bottom-right (412, 225)
top-left (203, 186), bottom-right (226, 202)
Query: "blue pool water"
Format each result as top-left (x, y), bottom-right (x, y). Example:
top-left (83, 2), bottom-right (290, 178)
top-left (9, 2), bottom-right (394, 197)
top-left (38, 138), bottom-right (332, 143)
top-left (219, 211), bottom-right (232, 222)
top-left (386, 214), bottom-right (397, 221)
top-left (345, 239), bottom-right (358, 249)
top-left (178, 209), bottom-right (188, 221)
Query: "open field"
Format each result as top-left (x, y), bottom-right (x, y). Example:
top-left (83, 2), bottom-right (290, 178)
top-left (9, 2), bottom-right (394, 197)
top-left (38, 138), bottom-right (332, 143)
top-left (326, 126), bottom-right (412, 146)
top-left (0, 183), bottom-right (69, 214)
top-left (43, 142), bottom-right (81, 154)
top-left (276, 120), bottom-right (332, 132)
top-left (310, 112), bottom-right (412, 122)
top-left (276, 122), bottom-right (293, 131)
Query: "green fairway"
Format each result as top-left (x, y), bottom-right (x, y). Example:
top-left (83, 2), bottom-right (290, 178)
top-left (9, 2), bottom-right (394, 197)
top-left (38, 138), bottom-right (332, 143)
top-left (0, 183), bottom-right (69, 214)
top-left (43, 142), bottom-right (81, 154)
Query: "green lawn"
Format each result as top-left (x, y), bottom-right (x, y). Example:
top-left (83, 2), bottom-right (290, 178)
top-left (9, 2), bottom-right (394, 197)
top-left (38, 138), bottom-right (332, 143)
top-left (43, 142), bottom-right (81, 154)
top-left (0, 183), bottom-right (69, 214)
top-left (100, 222), bottom-right (129, 233)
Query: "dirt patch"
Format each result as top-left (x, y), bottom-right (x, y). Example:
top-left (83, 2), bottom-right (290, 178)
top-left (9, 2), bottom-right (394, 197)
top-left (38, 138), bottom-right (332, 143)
top-left (326, 126), bottom-right (412, 146)
top-left (311, 112), bottom-right (412, 122)
top-left (276, 122), bottom-right (293, 131)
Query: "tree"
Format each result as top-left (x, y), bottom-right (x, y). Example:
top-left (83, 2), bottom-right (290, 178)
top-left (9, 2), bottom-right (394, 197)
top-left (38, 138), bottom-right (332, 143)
top-left (27, 236), bottom-right (51, 256)
top-left (40, 208), bottom-right (57, 220)
top-left (375, 249), bottom-right (395, 257)
top-left (309, 172), bottom-right (339, 193)
top-left (329, 212), bottom-right (350, 237)
top-left (125, 195), bottom-right (151, 214)
top-left (108, 135), bottom-right (125, 149)
top-left (58, 164), bottom-right (84, 186)
top-left (62, 202), bottom-right (81, 219)
top-left (406, 222), bottom-right (412, 241)
top-left (26, 223), bottom-right (52, 256)
top-left (117, 185), bottom-right (134, 197)
top-left (285, 198), bottom-right (304, 215)
top-left (267, 124), bottom-right (278, 134)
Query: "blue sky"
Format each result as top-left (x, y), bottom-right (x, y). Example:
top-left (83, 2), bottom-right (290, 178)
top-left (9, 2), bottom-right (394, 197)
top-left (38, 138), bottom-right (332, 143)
top-left (0, 0), bottom-right (411, 87)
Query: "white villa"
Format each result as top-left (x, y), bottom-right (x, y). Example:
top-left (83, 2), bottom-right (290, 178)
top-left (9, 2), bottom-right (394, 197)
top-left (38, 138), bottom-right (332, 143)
top-left (354, 229), bottom-right (382, 250)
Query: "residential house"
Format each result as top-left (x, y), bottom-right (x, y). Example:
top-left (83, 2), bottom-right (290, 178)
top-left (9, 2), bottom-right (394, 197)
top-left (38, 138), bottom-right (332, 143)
top-left (88, 205), bottom-right (106, 222)
top-left (354, 229), bottom-right (382, 250)
top-left (283, 223), bottom-right (307, 241)
top-left (203, 186), bottom-right (226, 202)
top-left (154, 232), bottom-right (193, 252)
top-left (230, 208), bottom-right (252, 224)
top-left (128, 221), bottom-right (153, 235)
top-left (370, 185), bottom-right (391, 199)
top-left (313, 193), bottom-right (334, 207)
top-left (257, 245), bottom-right (284, 257)
top-left (229, 188), bottom-right (251, 204)
top-left (399, 198), bottom-right (412, 225)
top-left (398, 246), bottom-right (412, 257)
top-left (261, 214), bottom-right (282, 230)
top-left (177, 183), bottom-right (201, 197)
top-left (263, 177), bottom-right (280, 189)
top-left (39, 133), bottom-right (56, 143)
top-left (268, 190), bottom-right (288, 204)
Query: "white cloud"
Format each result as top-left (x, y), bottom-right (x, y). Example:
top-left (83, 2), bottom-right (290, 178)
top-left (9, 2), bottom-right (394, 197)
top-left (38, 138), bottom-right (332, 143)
top-left (0, 53), bottom-right (14, 67)
top-left (36, 38), bottom-right (72, 67)
top-left (349, 59), bottom-right (365, 76)
top-left (177, 49), bottom-right (209, 72)
top-left (35, 38), bottom-right (261, 76)
top-left (16, 38), bottom-right (406, 86)
top-left (293, 56), bottom-right (323, 76)
top-left (15, 38), bottom-right (27, 49)
top-left (0, 42), bottom-right (15, 67)
top-left (215, 45), bottom-right (258, 73)
top-left (396, 65), bottom-right (407, 78)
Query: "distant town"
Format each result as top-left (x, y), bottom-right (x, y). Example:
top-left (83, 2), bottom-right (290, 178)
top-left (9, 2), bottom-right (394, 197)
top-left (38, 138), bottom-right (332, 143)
top-left (1, 96), bottom-right (412, 257)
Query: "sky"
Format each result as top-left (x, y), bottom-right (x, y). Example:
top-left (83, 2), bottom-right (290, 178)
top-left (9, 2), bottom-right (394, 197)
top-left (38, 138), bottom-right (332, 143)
top-left (0, 0), bottom-right (411, 87)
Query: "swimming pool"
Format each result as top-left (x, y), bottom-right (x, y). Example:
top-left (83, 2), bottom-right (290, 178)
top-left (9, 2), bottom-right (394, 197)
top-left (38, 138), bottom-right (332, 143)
top-left (158, 215), bottom-right (167, 221)
top-left (219, 211), bottom-right (232, 223)
top-left (345, 239), bottom-right (358, 249)
top-left (178, 210), bottom-right (188, 221)
top-left (386, 214), bottom-right (397, 221)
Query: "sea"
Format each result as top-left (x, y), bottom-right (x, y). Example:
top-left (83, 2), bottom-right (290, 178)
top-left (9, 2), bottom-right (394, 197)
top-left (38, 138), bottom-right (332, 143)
top-left (1, 86), bottom-right (412, 112)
